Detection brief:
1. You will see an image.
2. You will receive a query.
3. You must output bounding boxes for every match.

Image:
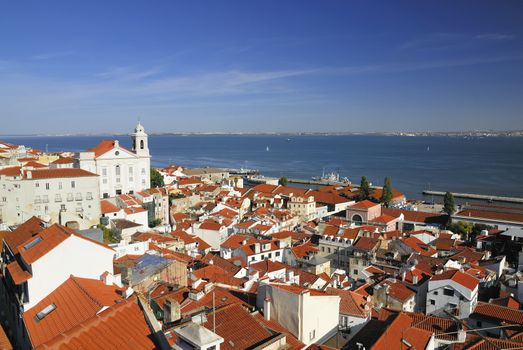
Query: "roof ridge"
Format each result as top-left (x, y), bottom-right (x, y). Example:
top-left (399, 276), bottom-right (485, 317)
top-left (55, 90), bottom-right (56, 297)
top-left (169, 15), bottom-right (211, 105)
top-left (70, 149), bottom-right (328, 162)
top-left (70, 276), bottom-right (106, 309)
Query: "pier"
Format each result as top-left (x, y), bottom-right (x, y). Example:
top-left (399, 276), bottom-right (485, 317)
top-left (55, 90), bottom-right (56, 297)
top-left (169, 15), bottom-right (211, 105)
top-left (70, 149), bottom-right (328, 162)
top-left (422, 190), bottom-right (523, 204)
top-left (288, 178), bottom-right (351, 187)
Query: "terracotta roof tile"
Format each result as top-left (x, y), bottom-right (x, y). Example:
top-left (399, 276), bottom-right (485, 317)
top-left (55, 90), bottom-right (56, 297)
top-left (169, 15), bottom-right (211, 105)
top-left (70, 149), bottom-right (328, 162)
top-left (36, 297), bottom-right (156, 350)
top-left (24, 276), bottom-right (125, 348)
top-left (431, 269), bottom-right (479, 291)
top-left (472, 302), bottom-right (523, 325)
top-left (202, 303), bottom-right (272, 350)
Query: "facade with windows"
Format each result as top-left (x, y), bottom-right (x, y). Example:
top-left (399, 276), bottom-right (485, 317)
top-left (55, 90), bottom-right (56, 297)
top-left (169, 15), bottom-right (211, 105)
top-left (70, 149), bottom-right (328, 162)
top-left (78, 123), bottom-right (151, 198)
top-left (426, 269), bottom-right (479, 319)
top-left (0, 168), bottom-right (100, 229)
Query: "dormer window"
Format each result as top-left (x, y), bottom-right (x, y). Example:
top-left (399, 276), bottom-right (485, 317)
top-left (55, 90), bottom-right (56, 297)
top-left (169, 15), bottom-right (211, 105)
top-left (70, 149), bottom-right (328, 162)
top-left (35, 303), bottom-right (56, 321)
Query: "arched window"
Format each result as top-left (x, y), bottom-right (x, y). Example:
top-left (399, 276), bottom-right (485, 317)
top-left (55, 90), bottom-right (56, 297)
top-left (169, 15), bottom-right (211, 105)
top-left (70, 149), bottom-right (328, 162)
top-left (140, 140), bottom-right (144, 149)
top-left (115, 165), bottom-right (120, 176)
top-left (351, 214), bottom-right (363, 224)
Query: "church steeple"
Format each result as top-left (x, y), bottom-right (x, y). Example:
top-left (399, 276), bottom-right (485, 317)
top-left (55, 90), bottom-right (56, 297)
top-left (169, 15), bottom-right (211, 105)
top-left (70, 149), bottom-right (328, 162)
top-left (131, 121), bottom-right (149, 157)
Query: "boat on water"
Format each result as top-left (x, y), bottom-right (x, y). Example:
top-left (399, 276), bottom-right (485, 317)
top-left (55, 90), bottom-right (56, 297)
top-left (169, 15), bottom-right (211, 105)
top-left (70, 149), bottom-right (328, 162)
top-left (266, 146), bottom-right (270, 151)
top-left (312, 169), bottom-right (340, 182)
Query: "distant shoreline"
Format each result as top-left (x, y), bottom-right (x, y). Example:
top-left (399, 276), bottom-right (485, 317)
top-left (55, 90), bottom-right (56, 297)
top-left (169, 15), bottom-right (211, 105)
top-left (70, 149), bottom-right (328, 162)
top-left (1, 131), bottom-right (523, 138)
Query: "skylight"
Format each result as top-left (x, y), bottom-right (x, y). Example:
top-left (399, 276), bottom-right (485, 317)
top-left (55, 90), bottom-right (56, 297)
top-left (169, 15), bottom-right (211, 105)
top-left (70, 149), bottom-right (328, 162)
top-left (23, 236), bottom-right (43, 250)
top-left (35, 303), bottom-right (56, 321)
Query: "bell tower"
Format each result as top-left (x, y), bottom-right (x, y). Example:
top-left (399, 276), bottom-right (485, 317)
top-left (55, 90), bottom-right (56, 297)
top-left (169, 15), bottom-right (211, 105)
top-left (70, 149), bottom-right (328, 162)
top-left (131, 121), bottom-right (149, 157)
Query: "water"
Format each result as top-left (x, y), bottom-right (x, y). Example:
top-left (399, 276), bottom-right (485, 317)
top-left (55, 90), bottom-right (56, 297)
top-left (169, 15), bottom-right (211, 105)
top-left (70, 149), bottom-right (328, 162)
top-left (2, 134), bottom-right (523, 200)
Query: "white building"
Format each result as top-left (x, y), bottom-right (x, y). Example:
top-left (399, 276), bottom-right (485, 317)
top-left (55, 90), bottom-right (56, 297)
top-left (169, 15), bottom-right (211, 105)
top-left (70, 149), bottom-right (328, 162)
top-left (0, 167), bottom-right (101, 229)
top-left (258, 282), bottom-right (340, 346)
top-left (2, 223), bottom-right (115, 310)
top-left (426, 269), bottom-right (479, 319)
top-left (78, 122), bottom-right (151, 198)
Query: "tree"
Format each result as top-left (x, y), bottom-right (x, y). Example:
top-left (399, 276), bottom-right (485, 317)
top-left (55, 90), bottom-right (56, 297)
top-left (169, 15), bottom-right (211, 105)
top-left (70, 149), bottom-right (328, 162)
top-left (99, 224), bottom-right (121, 244)
top-left (443, 192), bottom-right (455, 216)
top-left (150, 168), bottom-right (164, 188)
top-left (448, 221), bottom-right (474, 240)
top-left (359, 176), bottom-right (370, 201)
top-left (278, 176), bottom-right (288, 186)
top-left (380, 177), bottom-right (393, 207)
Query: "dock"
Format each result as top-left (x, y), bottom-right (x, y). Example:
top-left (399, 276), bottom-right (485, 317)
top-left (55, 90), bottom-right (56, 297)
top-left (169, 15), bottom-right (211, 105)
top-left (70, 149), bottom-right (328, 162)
top-left (288, 178), bottom-right (351, 187)
top-left (422, 190), bottom-right (523, 204)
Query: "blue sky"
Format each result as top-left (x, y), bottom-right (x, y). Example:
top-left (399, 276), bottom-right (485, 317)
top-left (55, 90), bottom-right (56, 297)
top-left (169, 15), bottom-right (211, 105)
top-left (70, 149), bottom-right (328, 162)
top-left (1, 1), bottom-right (522, 134)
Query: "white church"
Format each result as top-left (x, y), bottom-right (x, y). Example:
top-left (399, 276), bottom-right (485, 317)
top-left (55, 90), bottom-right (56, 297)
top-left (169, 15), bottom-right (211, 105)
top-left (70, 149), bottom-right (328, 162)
top-left (78, 123), bottom-right (151, 198)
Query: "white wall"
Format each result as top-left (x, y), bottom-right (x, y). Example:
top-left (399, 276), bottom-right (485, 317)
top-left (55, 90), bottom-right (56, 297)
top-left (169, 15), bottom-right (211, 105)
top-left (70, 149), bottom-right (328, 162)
top-left (25, 235), bottom-right (114, 309)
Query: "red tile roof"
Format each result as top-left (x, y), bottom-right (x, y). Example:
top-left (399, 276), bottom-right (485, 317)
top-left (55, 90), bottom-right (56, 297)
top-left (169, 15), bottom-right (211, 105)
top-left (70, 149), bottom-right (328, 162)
top-left (50, 157), bottom-right (75, 164)
top-left (18, 224), bottom-right (73, 264)
top-left (202, 303), bottom-right (272, 350)
top-left (6, 260), bottom-right (32, 284)
top-left (353, 236), bottom-right (380, 251)
top-left (431, 269), bottom-right (479, 291)
top-left (199, 220), bottom-right (223, 231)
top-left (472, 302), bottom-right (523, 325)
top-left (25, 168), bottom-right (98, 179)
top-left (24, 276), bottom-right (125, 348)
top-left (4, 216), bottom-right (46, 254)
top-left (290, 242), bottom-right (319, 258)
top-left (181, 287), bottom-right (248, 316)
top-left (325, 287), bottom-right (370, 317)
top-left (221, 234), bottom-right (250, 249)
top-left (100, 200), bottom-right (120, 214)
top-left (36, 297), bottom-right (157, 350)
top-left (350, 200), bottom-right (379, 209)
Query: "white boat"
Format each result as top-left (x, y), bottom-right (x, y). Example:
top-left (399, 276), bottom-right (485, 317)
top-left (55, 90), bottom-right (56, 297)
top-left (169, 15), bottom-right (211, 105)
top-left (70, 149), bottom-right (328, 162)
top-left (266, 146), bottom-right (270, 151)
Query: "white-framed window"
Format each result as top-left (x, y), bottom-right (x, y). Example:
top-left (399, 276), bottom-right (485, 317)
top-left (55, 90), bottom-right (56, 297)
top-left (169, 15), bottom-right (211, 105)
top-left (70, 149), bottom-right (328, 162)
top-left (115, 165), bottom-right (121, 176)
top-left (71, 181), bottom-right (76, 188)
top-left (102, 167), bottom-right (107, 176)
top-left (45, 183), bottom-right (50, 190)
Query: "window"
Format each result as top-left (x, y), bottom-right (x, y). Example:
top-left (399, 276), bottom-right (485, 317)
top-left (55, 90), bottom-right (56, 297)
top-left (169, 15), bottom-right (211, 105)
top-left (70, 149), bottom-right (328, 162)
top-left (42, 195), bottom-right (49, 203)
top-left (115, 165), bottom-right (120, 176)
top-left (75, 193), bottom-right (82, 201)
top-left (35, 303), bottom-right (56, 321)
top-left (24, 237), bottom-right (43, 250)
top-left (35, 182), bottom-right (39, 188)
top-left (430, 299), bottom-right (435, 305)
top-left (58, 182), bottom-right (62, 190)
top-left (55, 194), bottom-right (62, 202)
top-left (45, 183), bottom-right (50, 190)
top-left (321, 247), bottom-right (325, 252)
top-left (309, 330), bottom-right (315, 340)
top-left (268, 253), bottom-right (272, 258)
top-left (102, 167), bottom-right (107, 176)
top-left (86, 192), bottom-right (93, 200)
top-left (275, 251), bottom-right (280, 257)
top-left (140, 140), bottom-right (144, 149)
top-left (71, 181), bottom-right (76, 188)
top-left (61, 204), bottom-right (66, 211)
top-left (141, 168), bottom-right (146, 175)
top-left (103, 178), bottom-right (108, 184)
top-left (67, 193), bottom-right (74, 201)
top-left (353, 269), bottom-right (358, 275)
top-left (434, 291), bottom-right (438, 295)
top-left (327, 247), bottom-right (331, 253)
top-left (443, 288), bottom-right (454, 297)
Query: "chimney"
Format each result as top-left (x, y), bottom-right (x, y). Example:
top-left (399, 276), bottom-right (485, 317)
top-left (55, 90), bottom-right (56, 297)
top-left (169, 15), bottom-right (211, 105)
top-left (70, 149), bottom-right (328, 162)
top-left (163, 298), bottom-right (181, 324)
top-left (413, 274), bottom-right (419, 284)
top-left (264, 297), bottom-right (271, 321)
top-left (123, 286), bottom-right (134, 299)
top-left (402, 271), bottom-right (406, 281)
top-left (101, 272), bottom-right (114, 286)
top-left (114, 140), bottom-right (119, 147)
